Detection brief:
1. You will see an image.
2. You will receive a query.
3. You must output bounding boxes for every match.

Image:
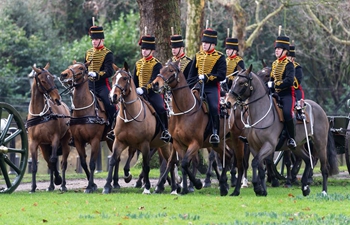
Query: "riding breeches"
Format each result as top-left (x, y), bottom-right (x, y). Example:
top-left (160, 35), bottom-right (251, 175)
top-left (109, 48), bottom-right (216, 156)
top-left (278, 89), bottom-right (295, 121)
top-left (205, 84), bottom-right (220, 117)
top-left (147, 90), bottom-right (166, 115)
top-left (295, 85), bottom-right (304, 101)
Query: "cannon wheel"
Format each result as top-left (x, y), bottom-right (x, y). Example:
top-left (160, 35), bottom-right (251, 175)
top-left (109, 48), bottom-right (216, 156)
top-left (345, 120), bottom-right (350, 175)
top-left (0, 102), bottom-right (28, 193)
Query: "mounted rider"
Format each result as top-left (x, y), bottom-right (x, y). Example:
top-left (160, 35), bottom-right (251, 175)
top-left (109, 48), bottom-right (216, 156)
top-left (187, 28), bottom-right (226, 145)
top-left (85, 26), bottom-right (117, 129)
top-left (224, 37), bottom-right (245, 91)
top-left (133, 35), bottom-right (171, 143)
top-left (170, 34), bottom-right (193, 80)
top-left (269, 36), bottom-right (297, 149)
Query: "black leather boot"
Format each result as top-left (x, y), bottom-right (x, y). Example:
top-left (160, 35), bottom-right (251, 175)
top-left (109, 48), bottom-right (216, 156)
top-left (159, 113), bottom-right (171, 143)
top-left (286, 119), bottom-right (296, 149)
top-left (209, 115), bottom-right (220, 145)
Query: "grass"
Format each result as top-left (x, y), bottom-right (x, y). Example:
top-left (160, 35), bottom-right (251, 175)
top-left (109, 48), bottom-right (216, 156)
top-left (1, 169), bottom-right (350, 225)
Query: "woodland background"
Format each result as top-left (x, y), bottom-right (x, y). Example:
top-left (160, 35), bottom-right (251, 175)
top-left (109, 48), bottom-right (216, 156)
top-left (0, 0), bottom-right (349, 116)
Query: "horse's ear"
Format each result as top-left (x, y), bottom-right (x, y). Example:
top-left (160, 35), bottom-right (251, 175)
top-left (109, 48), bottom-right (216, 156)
top-left (261, 59), bottom-right (267, 68)
top-left (73, 60), bottom-right (77, 64)
top-left (123, 61), bottom-right (129, 72)
top-left (44, 62), bottom-right (50, 70)
top-left (113, 63), bottom-right (119, 71)
top-left (32, 65), bottom-right (41, 74)
top-left (85, 60), bottom-right (92, 67)
top-left (247, 64), bottom-right (253, 73)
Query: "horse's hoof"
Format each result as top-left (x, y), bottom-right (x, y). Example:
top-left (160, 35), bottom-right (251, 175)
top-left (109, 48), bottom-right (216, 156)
top-left (170, 190), bottom-right (178, 195)
top-left (54, 175), bottom-right (63, 185)
top-left (220, 187), bottom-right (228, 196)
top-left (46, 186), bottom-right (55, 192)
top-left (231, 178), bottom-right (237, 187)
top-left (102, 187), bottom-right (112, 194)
top-left (302, 185), bottom-right (310, 196)
top-left (59, 186), bottom-right (68, 192)
top-left (188, 187), bottom-right (195, 193)
top-left (176, 184), bottom-right (182, 193)
top-left (92, 183), bottom-right (98, 191)
top-left (49, 156), bottom-right (57, 163)
top-left (194, 179), bottom-right (203, 190)
top-left (142, 189), bottom-right (151, 194)
top-left (204, 182), bottom-right (211, 188)
top-left (230, 190), bottom-right (240, 196)
top-left (84, 188), bottom-right (94, 193)
top-left (124, 174), bottom-right (132, 183)
top-left (134, 181), bottom-right (142, 188)
top-left (271, 178), bottom-right (280, 187)
top-left (113, 183), bottom-right (121, 189)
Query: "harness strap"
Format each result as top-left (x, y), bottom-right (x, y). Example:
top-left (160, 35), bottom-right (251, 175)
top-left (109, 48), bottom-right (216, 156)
top-left (69, 116), bottom-right (108, 126)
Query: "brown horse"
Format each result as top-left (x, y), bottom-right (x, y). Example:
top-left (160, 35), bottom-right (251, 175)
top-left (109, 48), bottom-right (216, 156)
top-left (60, 61), bottom-right (116, 193)
top-left (152, 60), bottom-right (246, 196)
top-left (26, 63), bottom-right (71, 193)
top-left (104, 62), bottom-right (176, 194)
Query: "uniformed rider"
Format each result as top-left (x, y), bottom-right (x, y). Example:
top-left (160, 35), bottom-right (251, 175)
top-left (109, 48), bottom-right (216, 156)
top-left (269, 36), bottom-right (297, 149)
top-left (188, 29), bottom-right (226, 145)
top-left (133, 35), bottom-right (171, 143)
top-left (170, 34), bottom-right (193, 80)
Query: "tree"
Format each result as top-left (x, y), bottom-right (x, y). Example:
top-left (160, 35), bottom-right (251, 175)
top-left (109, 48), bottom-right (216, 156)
top-left (137, 0), bottom-right (181, 63)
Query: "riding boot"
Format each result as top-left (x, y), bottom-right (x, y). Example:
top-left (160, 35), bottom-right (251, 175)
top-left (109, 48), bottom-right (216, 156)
top-left (106, 111), bottom-right (118, 141)
top-left (209, 115), bottom-right (220, 145)
top-left (158, 112), bottom-right (172, 143)
top-left (286, 119), bottom-right (297, 149)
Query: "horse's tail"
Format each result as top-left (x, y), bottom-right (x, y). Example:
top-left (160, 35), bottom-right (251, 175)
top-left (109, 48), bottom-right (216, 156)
top-left (326, 128), bottom-right (339, 176)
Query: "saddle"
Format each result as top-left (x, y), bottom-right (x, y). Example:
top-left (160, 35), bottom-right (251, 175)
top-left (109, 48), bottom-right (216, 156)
top-left (272, 96), bottom-right (309, 123)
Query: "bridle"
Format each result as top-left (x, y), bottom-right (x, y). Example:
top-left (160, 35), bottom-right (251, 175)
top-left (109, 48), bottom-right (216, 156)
top-left (113, 69), bottom-right (132, 99)
top-left (34, 69), bottom-right (57, 96)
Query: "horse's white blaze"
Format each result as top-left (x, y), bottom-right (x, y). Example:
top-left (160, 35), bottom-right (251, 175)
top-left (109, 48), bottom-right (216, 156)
top-left (109, 72), bottom-right (123, 100)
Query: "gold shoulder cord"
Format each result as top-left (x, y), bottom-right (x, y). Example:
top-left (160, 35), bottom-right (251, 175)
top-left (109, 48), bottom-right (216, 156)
top-left (226, 56), bottom-right (242, 78)
top-left (293, 61), bottom-right (300, 89)
top-left (86, 47), bottom-right (111, 76)
top-left (136, 58), bottom-right (158, 88)
top-left (271, 58), bottom-right (289, 91)
top-left (196, 51), bottom-right (221, 75)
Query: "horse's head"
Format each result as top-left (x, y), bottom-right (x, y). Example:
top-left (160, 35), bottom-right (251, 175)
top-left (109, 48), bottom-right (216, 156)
top-left (60, 60), bottom-right (88, 87)
top-left (256, 59), bottom-right (271, 83)
top-left (109, 61), bottom-right (132, 104)
top-left (32, 63), bottom-right (61, 105)
top-left (229, 64), bottom-right (254, 102)
top-left (152, 59), bottom-right (181, 93)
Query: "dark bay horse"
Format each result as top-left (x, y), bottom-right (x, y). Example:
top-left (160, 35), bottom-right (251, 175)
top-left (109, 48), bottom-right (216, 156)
top-left (104, 62), bottom-right (176, 194)
top-left (60, 61), bottom-right (116, 193)
top-left (228, 65), bottom-right (339, 196)
top-left (26, 63), bottom-right (71, 193)
top-left (152, 60), bottom-right (246, 196)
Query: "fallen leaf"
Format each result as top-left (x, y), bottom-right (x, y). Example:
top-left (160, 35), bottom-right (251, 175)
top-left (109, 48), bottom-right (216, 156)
top-left (288, 193), bottom-right (295, 197)
top-left (21, 208), bottom-right (26, 211)
top-left (43, 219), bottom-right (48, 223)
top-left (138, 206), bottom-right (145, 210)
top-left (33, 202), bottom-right (38, 206)
top-left (302, 207), bottom-right (311, 211)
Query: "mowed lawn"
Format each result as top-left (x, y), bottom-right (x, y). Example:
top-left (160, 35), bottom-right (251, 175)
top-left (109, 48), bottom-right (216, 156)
top-left (1, 172), bottom-right (350, 225)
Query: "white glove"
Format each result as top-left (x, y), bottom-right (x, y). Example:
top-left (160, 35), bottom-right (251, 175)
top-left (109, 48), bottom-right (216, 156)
top-left (220, 79), bottom-right (226, 84)
top-left (267, 81), bottom-right (274, 88)
top-left (198, 74), bottom-right (205, 80)
top-left (136, 87), bottom-right (144, 95)
top-left (88, 72), bottom-right (97, 78)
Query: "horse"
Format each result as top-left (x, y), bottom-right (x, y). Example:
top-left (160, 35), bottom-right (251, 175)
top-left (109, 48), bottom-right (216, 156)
top-left (60, 61), bottom-right (116, 193)
top-left (152, 59), bottom-right (246, 196)
top-left (26, 63), bottom-right (71, 193)
top-left (103, 62), bottom-right (176, 194)
top-left (228, 65), bottom-right (339, 196)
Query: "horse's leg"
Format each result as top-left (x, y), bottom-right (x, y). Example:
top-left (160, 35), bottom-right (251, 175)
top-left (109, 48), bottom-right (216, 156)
top-left (180, 144), bottom-right (202, 195)
top-left (188, 153), bottom-right (199, 193)
top-left (29, 142), bottom-right (39, 193)
top-left (284, 150), bottom-right (293, 188)
top-left (241, 143), bottom-right (250, 188)
top-left (85, 139), bottom-right (100, 193)
top-left (265, 152), bottom-right (280, 187)
top-left (103, 141), bottom-right (127, 194)
top-left (230, 154), bottom-right (237, 187)
top-left (229, 138), bottom-right (245, 196)
top-left (105, 138), bottom-right (121, 189)
top-left (140, 144), bottom-right (151, 194)
top-left (59, 133), bottom-right (70, 192)
top-left (75, 142), bottom-right (90, 181)
top-left (155, 145), bottom-right (178, 194)
top-left (40, 145), bottom-right (56, 191)
top-left (204, 149), bottom-right (215, 188)
top-left (300, 157), bottom-right (312, 197)
top-left (123, 147), bottom-right (137, 183)
top-left (251, 155), bottom-right (267, 196)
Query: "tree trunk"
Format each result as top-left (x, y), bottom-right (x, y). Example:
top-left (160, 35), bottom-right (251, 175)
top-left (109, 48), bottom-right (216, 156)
top-left (185, 0), bottom-right (205, 58)
top-left (137, 0), bottom-right (181, 63)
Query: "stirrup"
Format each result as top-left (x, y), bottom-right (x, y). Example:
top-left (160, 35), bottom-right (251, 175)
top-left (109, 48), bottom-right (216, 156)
top-left (287, 138), bottom-right (297, 150)
top-left (209, 134), bottom-right (220, 144)
top-left (160, 130), bottom-right (171, 143)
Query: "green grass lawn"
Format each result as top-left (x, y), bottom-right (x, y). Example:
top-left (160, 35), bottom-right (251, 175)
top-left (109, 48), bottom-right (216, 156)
top-left (2, 169), bottom-right (350, 225)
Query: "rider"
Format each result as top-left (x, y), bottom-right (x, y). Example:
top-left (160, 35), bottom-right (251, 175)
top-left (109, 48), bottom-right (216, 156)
top-left (170, 34), bottom-right (193, 80)
top-left (187, 28), bottom-right (226, 145)
top-left (223, 37), bottom-right (245, 91)
top-left (133, 35), bottom-right (171, 143)
top-left (269, 36), bottom-right (297, 149)
top-left (85, 26), bottom-right (117, 131)
top-left (288, 44), bottom-right (305, 119)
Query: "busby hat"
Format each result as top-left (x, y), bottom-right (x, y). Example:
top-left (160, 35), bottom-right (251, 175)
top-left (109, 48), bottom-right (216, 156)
top-left (89, 26), bottom-right (104, 39)
top-left (139, 35), bottom-right (156, 50)
top-left (289, 45), bottom-right (296, 57)
top-left (201, 29), bottom-right (217, 45)
top-left (275, 36), bottom-right (290, 51)
top-left (170, 35), bottom-right (184, 48)
top-left (225, 38), bottom-right (239, 51)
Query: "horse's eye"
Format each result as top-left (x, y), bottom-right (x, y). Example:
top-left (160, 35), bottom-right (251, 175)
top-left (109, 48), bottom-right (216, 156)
top-left (123, 77), bottom-right (128, 81)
